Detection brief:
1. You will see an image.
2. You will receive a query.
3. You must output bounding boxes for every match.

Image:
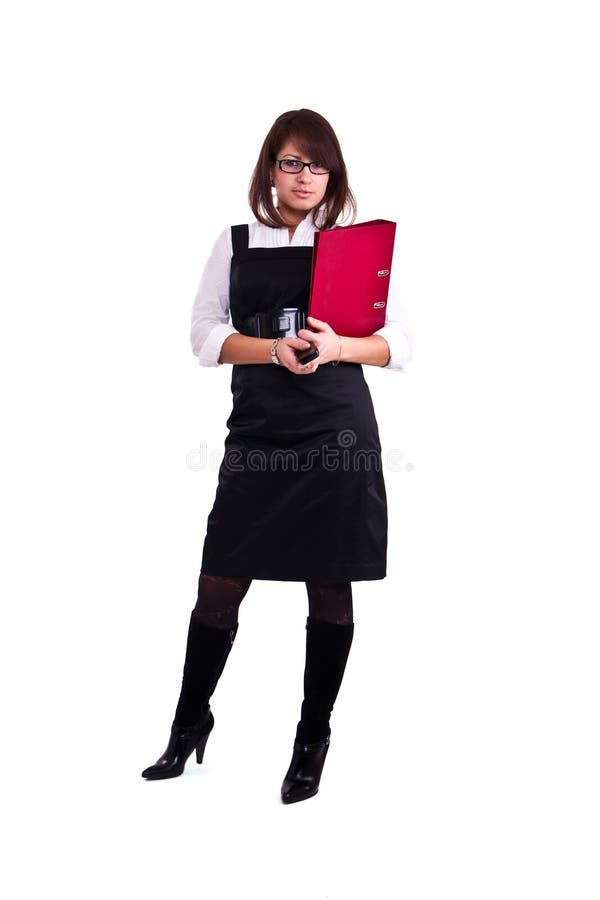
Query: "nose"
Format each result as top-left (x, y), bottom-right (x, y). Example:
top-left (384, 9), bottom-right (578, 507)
top-left (297, 165), bottom-right (313, 182)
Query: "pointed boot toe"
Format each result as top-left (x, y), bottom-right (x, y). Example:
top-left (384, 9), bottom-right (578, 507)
top-left (142, 711), bottom-right (214, 780)
top-left (281, 734), bottom-right (330, 804)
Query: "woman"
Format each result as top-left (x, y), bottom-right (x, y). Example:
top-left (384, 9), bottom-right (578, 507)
top-left (142, 109), bottom-right (412, 803)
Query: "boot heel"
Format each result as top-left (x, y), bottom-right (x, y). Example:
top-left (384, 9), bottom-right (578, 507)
top-left (195, 731), bottom-right (210, 764)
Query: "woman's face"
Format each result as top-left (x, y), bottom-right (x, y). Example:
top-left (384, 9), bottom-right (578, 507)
top-left (271, 140), bottom-right (330, 225)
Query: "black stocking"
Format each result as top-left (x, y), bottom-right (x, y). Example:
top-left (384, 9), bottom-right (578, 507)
top-left (193, 573), bottom-right (253, 629)
top-left (305, 580), bottom-right (354, 625)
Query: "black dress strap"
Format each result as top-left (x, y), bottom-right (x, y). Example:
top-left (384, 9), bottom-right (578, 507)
top-left (231, 224), bottom-right (249, 256)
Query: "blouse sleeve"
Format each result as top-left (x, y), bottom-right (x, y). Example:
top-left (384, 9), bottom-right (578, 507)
top-left (372, 270), bottom-right (413, 372)
top-left (190, 227), bottom-right (239, 367)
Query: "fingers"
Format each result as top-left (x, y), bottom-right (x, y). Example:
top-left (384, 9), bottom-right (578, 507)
top-left (297, 331), bottom-right (325, 351)
top-left (297, 328), bottom-right (316, 341)
top-left (306, 316), bottom-right (333, 332)
top-left (276, 342), bottom-right (314, 375)
top-left (283, 337), bottom-right (311, 350)
top-left (299, 319), bottom-right (334, 342)
top-left (283, 349), bottom-right (319, 375)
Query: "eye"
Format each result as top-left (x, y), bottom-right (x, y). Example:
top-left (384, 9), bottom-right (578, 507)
top-left (282, 159), bottom-right (302, 170)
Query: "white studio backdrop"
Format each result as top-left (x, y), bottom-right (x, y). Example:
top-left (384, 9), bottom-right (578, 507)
top-left (1, 1), bottom-right (599, 899)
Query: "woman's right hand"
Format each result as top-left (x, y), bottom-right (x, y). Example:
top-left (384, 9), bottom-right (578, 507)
top-left (276, 338), bottom-right (320, 375)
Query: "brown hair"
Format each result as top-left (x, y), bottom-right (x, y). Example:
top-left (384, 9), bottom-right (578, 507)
top-left (248, 109), bottom-right (357, 231)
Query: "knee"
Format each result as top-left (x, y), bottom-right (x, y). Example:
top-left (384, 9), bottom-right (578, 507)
top-left (305, 580), bottom-right (354, 625)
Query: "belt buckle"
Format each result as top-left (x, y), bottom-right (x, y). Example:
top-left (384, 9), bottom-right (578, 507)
top-left (271, 308), bottom-right (306, 338)
top-left (272, 314), bottom-right (291, 335)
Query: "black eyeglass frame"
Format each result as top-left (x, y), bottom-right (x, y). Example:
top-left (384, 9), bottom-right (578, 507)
top-left (274, 158), bottom-right (331, 175)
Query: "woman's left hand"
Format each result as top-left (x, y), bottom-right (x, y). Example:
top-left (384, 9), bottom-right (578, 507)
top-left (297, 316), bottom-right (341, 367)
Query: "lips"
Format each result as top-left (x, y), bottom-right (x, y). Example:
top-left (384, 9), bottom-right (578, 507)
top-left (293, 190), bottom-right (312, 198)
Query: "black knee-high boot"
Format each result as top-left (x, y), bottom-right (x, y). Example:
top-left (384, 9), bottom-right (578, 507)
top-left (141, 611), bottom-right (238, 780)
top-left (281, 616), bottom-right (354, 804)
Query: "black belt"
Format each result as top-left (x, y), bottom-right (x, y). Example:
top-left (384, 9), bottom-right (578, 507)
top-left (240, 307), bottom-right (307, 339)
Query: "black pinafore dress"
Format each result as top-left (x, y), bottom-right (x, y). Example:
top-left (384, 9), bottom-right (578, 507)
top-left (200, 224), bottom-right (387, 582)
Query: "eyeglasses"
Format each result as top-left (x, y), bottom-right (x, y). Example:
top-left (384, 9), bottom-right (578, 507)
top-left (275, 158), bottom-right (331, 175)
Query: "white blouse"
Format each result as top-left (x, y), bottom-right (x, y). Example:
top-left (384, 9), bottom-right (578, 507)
top-left (190, 215), bottom-right (413, 372)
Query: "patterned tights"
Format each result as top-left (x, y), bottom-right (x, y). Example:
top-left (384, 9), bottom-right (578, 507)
top-left (194, 574), bottom-right (353, 628)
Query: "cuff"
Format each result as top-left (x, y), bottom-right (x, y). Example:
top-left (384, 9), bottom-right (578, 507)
top-left (372, 324), bottom-right (413, 373)
top-left (196, 323), bottom-right (240, 367)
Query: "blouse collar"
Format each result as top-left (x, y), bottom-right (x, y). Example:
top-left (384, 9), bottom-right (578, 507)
top-left (290, 212), bottom-right (319, 246)
top-left (250, 211), bottom-right (320, 249)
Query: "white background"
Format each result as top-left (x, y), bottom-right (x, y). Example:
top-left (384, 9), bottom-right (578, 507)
top-left (1, 1), bottom-right (599, 898)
